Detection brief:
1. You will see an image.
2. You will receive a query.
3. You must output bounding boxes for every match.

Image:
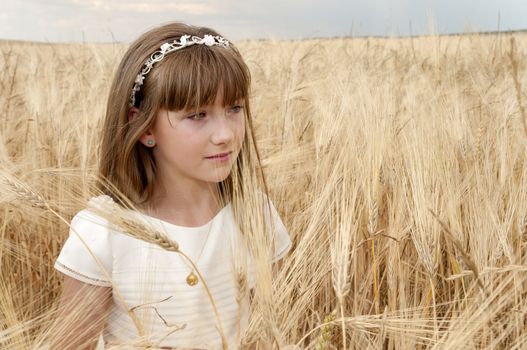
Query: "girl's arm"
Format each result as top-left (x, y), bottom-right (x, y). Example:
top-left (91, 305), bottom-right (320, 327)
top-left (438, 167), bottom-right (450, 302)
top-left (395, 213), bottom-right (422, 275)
top-left (50, 275), bottom-right (112, 350)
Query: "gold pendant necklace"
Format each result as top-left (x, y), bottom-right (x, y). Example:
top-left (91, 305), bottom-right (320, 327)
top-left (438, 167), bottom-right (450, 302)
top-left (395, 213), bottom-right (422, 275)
top-left (184, 216), bottom-right (215, 287)
top-left (186, 271), bottom-right (199, 286)
top-left (143, 198), bottom-right (226, 287)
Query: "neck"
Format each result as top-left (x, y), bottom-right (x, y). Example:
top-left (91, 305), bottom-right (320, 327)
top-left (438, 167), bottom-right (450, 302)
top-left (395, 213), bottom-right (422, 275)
top-left (143, 175), bottom-right (225, 227)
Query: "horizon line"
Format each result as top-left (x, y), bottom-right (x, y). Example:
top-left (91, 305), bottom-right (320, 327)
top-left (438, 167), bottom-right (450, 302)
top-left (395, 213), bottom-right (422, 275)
top-left (1, 28), bottom-right (525, 46)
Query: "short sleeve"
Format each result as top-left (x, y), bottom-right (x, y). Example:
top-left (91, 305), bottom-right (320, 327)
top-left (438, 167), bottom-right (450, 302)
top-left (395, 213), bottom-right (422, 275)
top-left (264, 199), bottom-right (292, 263)
top-left (54, 209), bottom-right (113, 287)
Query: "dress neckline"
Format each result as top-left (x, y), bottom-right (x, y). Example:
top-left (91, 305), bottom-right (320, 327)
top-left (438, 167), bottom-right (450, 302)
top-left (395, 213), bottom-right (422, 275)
top-left (136, 202), bottom-right (231, 231)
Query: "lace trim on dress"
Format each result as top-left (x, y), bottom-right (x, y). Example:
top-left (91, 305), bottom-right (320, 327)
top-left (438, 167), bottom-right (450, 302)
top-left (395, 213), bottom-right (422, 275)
top-left (55, 261), bottom-right (111, 286)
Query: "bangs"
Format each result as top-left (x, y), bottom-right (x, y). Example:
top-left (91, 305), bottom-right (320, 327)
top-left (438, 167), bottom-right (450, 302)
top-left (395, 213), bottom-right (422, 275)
top-left (147, 45), bottom-right (250, 111)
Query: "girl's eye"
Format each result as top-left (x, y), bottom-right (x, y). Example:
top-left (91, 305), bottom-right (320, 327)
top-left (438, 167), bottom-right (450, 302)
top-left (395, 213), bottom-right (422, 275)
top-left (228, 105), bottom-right (244, 114)
top-left (188, 112), bottom-right (206, 120)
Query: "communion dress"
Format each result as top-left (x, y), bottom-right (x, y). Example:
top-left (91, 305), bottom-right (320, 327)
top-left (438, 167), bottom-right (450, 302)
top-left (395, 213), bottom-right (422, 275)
top-left (54, 195), bottom-right (292, 349)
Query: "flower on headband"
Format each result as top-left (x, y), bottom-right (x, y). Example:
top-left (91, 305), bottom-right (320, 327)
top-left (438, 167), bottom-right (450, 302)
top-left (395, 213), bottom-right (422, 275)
top-left (180, 35), bottom-right (190, 45)
top-left (135, 75), bottom-right (145, 85)
top-left (218, 37), bottom-right (229, 47)
top-left (160, 43), bottom-right (171, 53)
top-left (203, 34), bottom-right (215, 46)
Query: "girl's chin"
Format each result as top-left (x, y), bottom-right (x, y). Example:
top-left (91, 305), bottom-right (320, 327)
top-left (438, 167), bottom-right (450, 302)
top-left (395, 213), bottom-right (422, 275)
top-left (204, 170), bottom-right (232, 183)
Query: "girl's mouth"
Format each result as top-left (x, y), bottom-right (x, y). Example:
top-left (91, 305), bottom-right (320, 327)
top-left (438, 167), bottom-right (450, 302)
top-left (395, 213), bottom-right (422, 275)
top-left (205, 152), bottom-right (232, 161)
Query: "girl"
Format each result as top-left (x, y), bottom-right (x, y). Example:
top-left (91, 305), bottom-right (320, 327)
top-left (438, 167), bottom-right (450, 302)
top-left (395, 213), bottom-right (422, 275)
top-left (53, 22), bottom-right (292, 349)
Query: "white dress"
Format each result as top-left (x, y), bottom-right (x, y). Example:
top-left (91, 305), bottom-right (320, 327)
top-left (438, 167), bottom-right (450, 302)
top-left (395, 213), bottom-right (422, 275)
top-left (54, 196), bottom-right (292, 349)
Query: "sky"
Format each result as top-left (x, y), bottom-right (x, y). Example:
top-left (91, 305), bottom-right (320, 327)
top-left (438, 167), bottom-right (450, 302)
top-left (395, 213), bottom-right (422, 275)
top-left (1, 0), bottom-right (526, 43)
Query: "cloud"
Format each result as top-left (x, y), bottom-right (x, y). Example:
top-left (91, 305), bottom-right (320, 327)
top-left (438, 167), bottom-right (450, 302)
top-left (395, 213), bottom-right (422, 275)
top-left (50, 17), bottom-right (80, 28)
top-left (74, 0), bottom-right (220, 15)
top-left (1, 0), bottom-right (526, 43)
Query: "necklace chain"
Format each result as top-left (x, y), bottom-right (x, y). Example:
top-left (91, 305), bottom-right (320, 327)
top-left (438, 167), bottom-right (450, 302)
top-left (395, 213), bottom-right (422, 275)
top-left (184, 219), bottom-right (214, 286)
top-left (143, 200), bottom-right (224, 287)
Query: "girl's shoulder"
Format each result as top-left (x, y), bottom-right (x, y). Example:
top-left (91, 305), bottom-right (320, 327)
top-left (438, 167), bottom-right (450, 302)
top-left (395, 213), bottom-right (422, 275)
top-left (55, 195), bottom-right (115, 286)
top-left (67, 195), bottom-right (122, 237)
top-left (70, 195), bottom-right (114, 222)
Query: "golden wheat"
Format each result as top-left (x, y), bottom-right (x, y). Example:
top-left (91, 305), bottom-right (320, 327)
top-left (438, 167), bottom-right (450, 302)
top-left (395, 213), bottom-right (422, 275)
top-left (0, 32), bottom-right (527, 349)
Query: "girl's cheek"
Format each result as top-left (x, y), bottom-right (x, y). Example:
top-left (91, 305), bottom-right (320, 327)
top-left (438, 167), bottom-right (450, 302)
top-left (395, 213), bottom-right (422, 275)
top-left (236, 120), bottom-right (246, 143)
top-left (179, 120), bottom-right (207, 135)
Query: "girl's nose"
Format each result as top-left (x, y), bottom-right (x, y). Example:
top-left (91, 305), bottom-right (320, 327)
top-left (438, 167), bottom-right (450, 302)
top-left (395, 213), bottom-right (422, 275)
top-left (210, 114), bottom-right (235, 145)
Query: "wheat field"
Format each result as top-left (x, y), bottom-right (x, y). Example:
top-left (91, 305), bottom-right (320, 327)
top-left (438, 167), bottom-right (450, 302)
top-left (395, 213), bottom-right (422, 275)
top-left (1, 32), bottom-right (527, 349)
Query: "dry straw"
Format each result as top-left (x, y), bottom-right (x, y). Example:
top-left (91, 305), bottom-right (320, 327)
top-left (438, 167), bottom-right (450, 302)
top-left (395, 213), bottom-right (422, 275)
top-left (1, 31), bottom-right (527, 349)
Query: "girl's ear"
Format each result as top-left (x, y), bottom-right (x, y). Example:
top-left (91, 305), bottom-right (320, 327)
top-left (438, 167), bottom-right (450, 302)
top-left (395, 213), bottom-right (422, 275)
top-left (139, 131), bottom-right (155, 147)
top-left (128, 106), bottom-right (140, 122)
top-left (129, 107), bottom-right (156, 147)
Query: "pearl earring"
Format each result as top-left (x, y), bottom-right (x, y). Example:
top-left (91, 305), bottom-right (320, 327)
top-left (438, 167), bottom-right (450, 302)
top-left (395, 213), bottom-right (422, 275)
top-left (147, 139), bottom-right (154, 146)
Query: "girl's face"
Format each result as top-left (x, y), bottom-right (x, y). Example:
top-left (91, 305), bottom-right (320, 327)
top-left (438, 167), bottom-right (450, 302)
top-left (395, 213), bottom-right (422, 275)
top-left (146, 90), bottom-right (246, 186)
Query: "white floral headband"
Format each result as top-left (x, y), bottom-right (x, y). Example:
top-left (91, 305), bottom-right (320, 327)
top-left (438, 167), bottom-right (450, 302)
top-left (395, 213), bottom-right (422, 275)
top-left (129, 34), bottom-right (230, 107)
